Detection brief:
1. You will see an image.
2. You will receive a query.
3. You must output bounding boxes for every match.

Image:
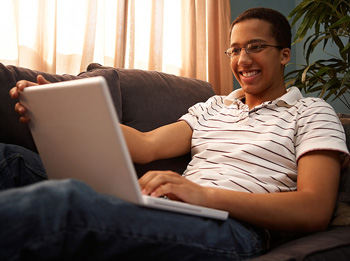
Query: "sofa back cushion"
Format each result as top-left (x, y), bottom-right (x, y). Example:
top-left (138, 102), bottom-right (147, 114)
top-left (114, 68), bottom-right (215, 176)
top-left (0, 63), bottom-right (122, 154)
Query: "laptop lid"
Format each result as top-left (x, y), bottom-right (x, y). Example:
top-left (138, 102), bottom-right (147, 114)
top-left (19, 77), bottom-right (143, 204)
top-left (19, 77), bottom-right (228, 220)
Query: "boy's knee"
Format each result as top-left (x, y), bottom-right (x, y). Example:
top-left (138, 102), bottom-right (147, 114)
top-left (38, 179), bottom-right (90, 195)
top-left (40, 179), bottom-right (95, 204)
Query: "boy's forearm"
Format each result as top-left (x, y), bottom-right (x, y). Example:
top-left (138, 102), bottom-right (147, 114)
top-left (120, 124), bottom-right (154, 164)
top-left (121, 121), bottom-right (192, 164)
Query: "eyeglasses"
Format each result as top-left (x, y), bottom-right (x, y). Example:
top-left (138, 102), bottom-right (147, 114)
top-left (225, 42), bottom-right (283, 57)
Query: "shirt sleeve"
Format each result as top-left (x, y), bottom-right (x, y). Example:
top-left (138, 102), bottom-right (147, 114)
top-left (178, 96), bottom-right (217, 129)
top-left (295, 98), bottom-right (350, 165)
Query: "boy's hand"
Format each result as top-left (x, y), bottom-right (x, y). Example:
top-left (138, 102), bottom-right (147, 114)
top-left (139, 170), bottom-right (209, 207)
top-left (9, 75), bottom-right (51, 123)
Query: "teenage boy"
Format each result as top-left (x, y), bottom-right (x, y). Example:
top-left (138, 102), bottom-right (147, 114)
top-left (3, 7), bottom-right (349, 260)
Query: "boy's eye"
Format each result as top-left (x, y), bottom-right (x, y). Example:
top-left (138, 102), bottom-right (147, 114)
top-left (247, 43), bottom-right (262, 52)
top-left (232, 48), bottom-right (240, 54)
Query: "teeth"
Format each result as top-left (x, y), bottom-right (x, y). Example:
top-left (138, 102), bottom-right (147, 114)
top-left (242, 71), bottom-right (258, 77)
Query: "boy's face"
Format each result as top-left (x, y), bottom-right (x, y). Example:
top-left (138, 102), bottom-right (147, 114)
top-left (229, 19), bottom-right (290, 104)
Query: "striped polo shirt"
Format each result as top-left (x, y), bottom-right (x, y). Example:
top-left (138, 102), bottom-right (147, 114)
top-left (180, 87), bottom-right (349, 194)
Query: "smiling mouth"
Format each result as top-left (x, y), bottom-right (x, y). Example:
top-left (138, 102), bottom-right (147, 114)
top-left (240, 70), bottom-right (260, 77)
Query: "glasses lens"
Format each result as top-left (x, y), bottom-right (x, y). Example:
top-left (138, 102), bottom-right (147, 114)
top-left (226, 48), bottom-right (235, 57)
top-left (226, 47), bottom-right (240, 57)
top-left (247, 43), bottom-right (263, 53)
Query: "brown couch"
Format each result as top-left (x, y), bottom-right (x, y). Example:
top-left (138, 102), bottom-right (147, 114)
top-left (0, 63), bottom-right (349, 260)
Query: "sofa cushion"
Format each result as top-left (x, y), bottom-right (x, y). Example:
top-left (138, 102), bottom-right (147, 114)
top-left (86, 64), bottom-right (216, 176)
top-left (85, 64), bottom-right (215, 131)
top-left (116, 68), bottom-right (214, 131)
top-left (115, 68), bottom-right (215, 176)
top-left (0, 63), bottom-right (121, 153)
top-left (252, 227), bottom-right (350, 261)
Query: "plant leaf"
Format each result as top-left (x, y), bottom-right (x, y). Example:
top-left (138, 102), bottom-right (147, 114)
top-left (329, 14), bottom-right (350, 29)
top-left (321, 78), bottom-right (340, 98)
top-left (341, 70), bottom-right (350, 87)
top-left (301, 63), bottom-right (315, 83)
top-left (310, 66), bottom-right (331, 80)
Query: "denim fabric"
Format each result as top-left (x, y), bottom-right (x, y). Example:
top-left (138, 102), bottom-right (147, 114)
top-left (0, 143), bottom-right (265, 260)
top-left (0, 143), bottom-right (47, 189)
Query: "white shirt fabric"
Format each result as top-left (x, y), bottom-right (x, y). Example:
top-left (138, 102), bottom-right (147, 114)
top-left (180, 87), bottom-right (349, 194)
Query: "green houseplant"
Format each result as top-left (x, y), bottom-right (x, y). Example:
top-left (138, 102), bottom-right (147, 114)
top-left (286, 0), bottom-right (350, 110)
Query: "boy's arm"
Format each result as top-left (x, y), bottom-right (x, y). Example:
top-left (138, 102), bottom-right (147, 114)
top-left (141, 150), bottom-right (341, 232)
top-left (121, 120), bottom-right (193, 164)
top-left (205, 150), bottom-right (340, 232)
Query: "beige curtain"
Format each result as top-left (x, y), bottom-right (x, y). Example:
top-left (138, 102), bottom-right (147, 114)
top-left (181, 0), bottom-right (233, 94)
top-left (0, 0), bottom-right (233, 94)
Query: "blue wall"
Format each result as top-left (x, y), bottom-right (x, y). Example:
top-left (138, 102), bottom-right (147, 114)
top-left (229, 0), bottom-right (349, 113)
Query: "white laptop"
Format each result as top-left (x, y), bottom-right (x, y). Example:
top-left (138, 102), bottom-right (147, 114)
top-left (19, 76), bottom-right (228, 220)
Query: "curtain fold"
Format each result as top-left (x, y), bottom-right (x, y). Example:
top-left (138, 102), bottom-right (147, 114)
top-left (181, 0), bottom-right (197, 78)
top-left (0, 0), bottom-right (233, 94)
top-left (114, 0), bottom-right (129, 68)
top-left (148, 0), bottom-right (164, 71)
top-left (207, 0), bottom-right (233, 95)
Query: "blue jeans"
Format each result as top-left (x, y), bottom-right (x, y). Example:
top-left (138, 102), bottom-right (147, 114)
top-left (0, 143), bottom-right (266, 260)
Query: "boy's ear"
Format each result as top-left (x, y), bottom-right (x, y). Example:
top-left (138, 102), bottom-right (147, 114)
top-left (280, 48), bottom-right (291, 66)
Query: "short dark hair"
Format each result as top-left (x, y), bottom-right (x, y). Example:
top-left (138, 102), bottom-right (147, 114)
top-left (230, 7), bottom-right (291, 49)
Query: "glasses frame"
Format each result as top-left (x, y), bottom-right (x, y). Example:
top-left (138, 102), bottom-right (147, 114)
top-left (225, 43), bottom-right (284, 58)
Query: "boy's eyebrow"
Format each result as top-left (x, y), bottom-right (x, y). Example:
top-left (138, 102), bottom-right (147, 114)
top-left (230, 38), bottom-right (268, 47)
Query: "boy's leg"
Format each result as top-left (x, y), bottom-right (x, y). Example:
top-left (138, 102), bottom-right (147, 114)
top-left (0, 143), bottom-right (47, 189)
top-left (0, 179), bottom-right (266, 260)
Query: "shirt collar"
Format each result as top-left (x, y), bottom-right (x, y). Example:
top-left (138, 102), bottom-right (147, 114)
top-left (223, 87), bottom-right (304, 107)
